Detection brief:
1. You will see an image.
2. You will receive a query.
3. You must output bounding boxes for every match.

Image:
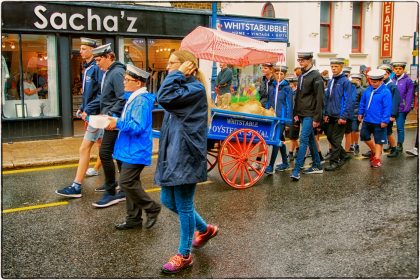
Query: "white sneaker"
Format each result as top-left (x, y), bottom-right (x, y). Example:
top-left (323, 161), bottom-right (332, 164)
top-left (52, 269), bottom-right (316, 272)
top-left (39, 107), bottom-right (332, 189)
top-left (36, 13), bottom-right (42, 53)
top-left (86, 168), bottom-right (100, 176)
top-left (406, 147), bottom-right (418, 156)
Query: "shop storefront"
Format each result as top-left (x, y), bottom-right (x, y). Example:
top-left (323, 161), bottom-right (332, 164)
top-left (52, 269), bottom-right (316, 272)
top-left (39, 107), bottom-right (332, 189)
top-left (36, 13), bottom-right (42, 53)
top-left (1, 2), bottom-right (210, 142)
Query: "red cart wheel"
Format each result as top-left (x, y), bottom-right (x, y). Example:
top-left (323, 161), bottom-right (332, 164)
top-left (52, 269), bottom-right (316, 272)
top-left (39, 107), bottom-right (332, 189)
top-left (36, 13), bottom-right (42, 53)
top-left (218, 128), bottom-right (268, 189)
top-left (207, 150), bottom-right (218, 172)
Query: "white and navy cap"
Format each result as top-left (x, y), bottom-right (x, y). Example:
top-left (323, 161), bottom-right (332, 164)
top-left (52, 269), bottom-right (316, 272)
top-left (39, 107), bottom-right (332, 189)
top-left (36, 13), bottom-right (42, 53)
top-left (80, 37), bottom-right (99, 48)
top-left (350, 73), bottom-right (363, 80)
top-left (329, 58), bottom-right (345, 65)
top-left (391, 61), bottom-right (407, 68)
top-left (274, 62), bottom-right (288, 73)
top-left (126, 64), bottom-right (150, 81)
top-left (297, 51), bottom-right (313, 59)
top-left (92, 43), bottom-right (112, 57)
top-left (343, 66), bottom-right (352, 73)
top-left (262, 62), bottom-right (274, 67)
top-left (367, 69), bottom-right (386, 80)
top-left (285, 75), bottom-right (298, 83)
top-left (378, 64), bottom-right (392, 73)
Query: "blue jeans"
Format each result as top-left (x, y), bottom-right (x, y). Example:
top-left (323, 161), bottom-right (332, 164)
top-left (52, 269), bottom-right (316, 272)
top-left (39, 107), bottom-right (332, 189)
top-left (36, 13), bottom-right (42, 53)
top-left (269, 124), bottom-right (288, 167)
top-left (161, 184), bottom-right (208, 256)
top-left (396, 112), bottom-right (408, 144)
top-left (293, 117), bottom-right (320, 172)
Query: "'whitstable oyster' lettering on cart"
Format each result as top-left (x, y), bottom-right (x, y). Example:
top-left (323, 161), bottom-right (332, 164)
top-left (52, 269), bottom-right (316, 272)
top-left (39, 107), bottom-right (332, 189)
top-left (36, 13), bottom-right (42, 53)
top-left (226, 118), bottom-right (259, 127)
top-left (33, 5), bottom-right (138, 32)
top-left (210, 125), bottom-right (268, 138)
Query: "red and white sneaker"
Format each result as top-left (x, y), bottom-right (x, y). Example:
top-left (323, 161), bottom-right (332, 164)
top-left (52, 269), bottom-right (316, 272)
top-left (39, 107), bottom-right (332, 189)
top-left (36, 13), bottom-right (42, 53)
top-left (370, 157), bottom-right (382, 168)
top-left (192, 224), bottom-right (218, 249)
top-left (162, 254), bottom-right (193, 274)
top-left (369, 152), bottom-right (376, 162)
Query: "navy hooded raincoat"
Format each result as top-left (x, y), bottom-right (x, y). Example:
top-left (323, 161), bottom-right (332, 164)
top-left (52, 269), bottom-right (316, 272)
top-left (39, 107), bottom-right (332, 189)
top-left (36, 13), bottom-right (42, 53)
top-left (154, 70), bottom-right (208, 187)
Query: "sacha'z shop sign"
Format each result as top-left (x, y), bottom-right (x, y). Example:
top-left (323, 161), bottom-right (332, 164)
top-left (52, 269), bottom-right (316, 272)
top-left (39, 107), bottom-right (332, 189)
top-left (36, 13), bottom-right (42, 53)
top-left (1, 2), bottom-right (208, 36)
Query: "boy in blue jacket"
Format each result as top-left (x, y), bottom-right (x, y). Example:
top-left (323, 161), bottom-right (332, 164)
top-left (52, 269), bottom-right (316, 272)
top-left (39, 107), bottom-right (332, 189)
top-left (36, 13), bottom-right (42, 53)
top-left (264, 64), bottom-right (293, 174)
top-left (324, 58), bottom-right (355, 171)
top-left (358, 69), bottom-right (392, 168)
top-left (107, 64), bottom-right (161, 230)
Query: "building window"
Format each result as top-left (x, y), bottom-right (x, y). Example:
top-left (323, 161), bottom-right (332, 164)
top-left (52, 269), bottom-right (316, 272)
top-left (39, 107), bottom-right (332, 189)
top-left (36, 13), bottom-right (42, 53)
top-left (262, 2), bottom-right (275, 18)
top-left (2, 34), bottom-right (58, 119)
top-left (352, 2), bottom-right (363, 53)
top-left (320, 1), bottom-right (332, 52)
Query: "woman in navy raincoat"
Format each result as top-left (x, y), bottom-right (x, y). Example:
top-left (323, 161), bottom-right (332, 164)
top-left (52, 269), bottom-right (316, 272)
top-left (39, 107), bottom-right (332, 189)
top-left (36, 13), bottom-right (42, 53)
top-left (155, 50), bottom-right (218, 274)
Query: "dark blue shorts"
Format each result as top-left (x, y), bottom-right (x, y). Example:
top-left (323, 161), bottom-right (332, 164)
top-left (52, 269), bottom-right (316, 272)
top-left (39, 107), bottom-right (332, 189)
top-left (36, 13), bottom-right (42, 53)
top-left (351, 119), bottom-right (361, 132)
top-left (360, 122), bottom-right (387, 144)
top-left (386, 121), bottom-right (394, 136)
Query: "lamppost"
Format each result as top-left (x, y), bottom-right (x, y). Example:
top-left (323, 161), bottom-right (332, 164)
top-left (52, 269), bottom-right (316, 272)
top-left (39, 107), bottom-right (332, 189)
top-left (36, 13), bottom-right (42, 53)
top-left (211, 2), bottom-right (217, 102)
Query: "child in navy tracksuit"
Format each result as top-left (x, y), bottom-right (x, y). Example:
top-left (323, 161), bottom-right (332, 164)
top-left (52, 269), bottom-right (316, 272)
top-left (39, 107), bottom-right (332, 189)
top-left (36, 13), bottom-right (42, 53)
top-left (264, 65), bottom-right (293, 174)
top-left (358, 69), bottom-right (392, 168)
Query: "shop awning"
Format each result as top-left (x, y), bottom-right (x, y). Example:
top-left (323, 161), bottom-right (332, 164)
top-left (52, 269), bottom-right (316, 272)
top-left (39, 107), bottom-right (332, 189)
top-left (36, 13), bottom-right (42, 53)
top-left (180, 26), bottom-right (285, 67)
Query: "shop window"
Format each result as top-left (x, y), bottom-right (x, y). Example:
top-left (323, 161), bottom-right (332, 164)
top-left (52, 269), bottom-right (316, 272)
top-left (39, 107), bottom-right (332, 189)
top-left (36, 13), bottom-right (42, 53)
top-left (352, 2), bottom-right (363, 53)
top-left (320, 1), bottom-right (332, 52)
top-left (147, 38), bottom-right (181, 93)
top-left (261, 2), bottom-right (275, 18)
top-left (120, 37), bottom-right (146, 70)
top-left (2, 34), bottom-right (58, 119)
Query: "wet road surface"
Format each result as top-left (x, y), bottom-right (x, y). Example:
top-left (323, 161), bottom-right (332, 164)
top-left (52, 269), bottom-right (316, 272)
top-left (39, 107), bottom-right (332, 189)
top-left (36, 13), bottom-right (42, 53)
top-left (2, 128), bottom-right (418, 278)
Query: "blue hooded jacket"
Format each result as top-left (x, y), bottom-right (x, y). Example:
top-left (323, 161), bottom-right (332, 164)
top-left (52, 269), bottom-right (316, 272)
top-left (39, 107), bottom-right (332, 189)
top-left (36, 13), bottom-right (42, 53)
top-left (267, 79), bottom-right (293, 125)
top-left (113, 89), bottom-right (155, 165)
top-left (324, 72), bottom-right (355, 120)
top-left (154, 70), bottom-right (208, 187)
top-left (358, 83), bottom-right (392, 124)
top-left (79, 59), bottom-right (103, 115)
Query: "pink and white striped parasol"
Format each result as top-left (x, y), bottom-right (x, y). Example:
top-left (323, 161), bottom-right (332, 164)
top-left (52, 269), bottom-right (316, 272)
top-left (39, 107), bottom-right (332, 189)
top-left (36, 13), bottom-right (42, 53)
top-left (180, 26), bottom-right (285, 67)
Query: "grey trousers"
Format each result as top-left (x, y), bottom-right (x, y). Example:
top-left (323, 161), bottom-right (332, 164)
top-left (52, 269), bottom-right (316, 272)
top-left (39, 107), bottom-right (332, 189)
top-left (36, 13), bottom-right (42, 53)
top-left (119, 164), bottom-right (161, 224)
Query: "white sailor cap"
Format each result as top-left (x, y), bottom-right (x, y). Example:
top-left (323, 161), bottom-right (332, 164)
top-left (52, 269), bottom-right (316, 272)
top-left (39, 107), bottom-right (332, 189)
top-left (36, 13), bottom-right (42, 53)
top-left (350, 73), bottom-right (363, 80)
top-left (92, 43), bottom-right (112, 57)
top-left (274, 62), bottom-right (288, 72)
top-left (391, 61), bottom-right (407, 68)
top-left (343, 66), bottom-right (352, 73)
top-left (297, 51), bottom-right (313, 59)
top-left (378, 64), bottom-right (392, 73)
top-left (262, 62), bottom-right (274, 67)
top-left (285, 75), bottom-right (298, 83)
top-left (367, 69), bottom-right (386, 80)
top-left (126, 64), bottom-right (150, 81)
top-left (329, 58), bottom-right (345, 65)
top-left (80, 37), bottom-right (99, 48)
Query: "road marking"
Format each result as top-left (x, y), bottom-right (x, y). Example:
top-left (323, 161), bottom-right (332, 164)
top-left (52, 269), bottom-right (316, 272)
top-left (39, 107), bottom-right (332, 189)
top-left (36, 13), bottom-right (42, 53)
top-left (2, 162), bottom-right (96, 175)
top-left (2, 201), bottom-right (69, 214)
top-left (145, 181), bottom-right (213, 193)
top-left (2, 181), bottom-right (213, 214)
top-left (3, 155), bottom-right (160, 175)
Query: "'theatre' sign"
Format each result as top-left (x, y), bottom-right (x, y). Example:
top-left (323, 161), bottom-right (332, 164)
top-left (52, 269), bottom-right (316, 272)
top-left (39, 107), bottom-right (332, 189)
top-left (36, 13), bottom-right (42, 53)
top-left (381, 2), bottom-right (394, 58)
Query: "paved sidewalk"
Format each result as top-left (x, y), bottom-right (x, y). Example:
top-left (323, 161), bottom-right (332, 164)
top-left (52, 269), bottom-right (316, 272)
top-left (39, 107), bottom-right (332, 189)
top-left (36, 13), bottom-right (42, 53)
top-left (2, 112), bottom-right (418, 171)
top-left (2, 137), bottom-right (160, 170)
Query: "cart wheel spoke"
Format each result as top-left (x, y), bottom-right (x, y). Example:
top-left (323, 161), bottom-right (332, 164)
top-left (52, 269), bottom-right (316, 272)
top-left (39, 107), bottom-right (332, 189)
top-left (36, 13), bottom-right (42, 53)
top-left (207, 150), bottom-right (218, 172)
top-left (219, 128), bottom-right (268, 189)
